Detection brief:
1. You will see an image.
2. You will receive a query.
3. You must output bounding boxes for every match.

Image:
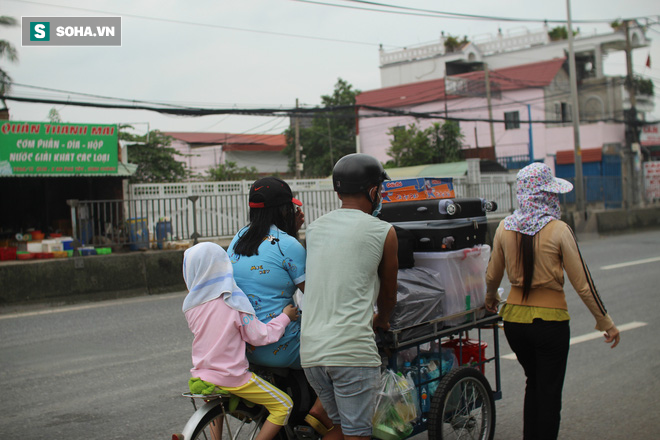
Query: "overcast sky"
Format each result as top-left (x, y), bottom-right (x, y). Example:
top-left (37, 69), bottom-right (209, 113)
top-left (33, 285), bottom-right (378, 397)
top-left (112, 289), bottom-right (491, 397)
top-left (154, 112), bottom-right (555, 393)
top-left (3, 0), bottom-right (659, 138)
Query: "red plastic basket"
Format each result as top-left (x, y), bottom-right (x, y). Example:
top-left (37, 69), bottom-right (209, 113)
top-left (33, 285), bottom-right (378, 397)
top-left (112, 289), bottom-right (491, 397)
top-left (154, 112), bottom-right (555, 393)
top-left (442, 338), bottom-right (488, 373)
top-left (0, 247), bottom-right (17, 261)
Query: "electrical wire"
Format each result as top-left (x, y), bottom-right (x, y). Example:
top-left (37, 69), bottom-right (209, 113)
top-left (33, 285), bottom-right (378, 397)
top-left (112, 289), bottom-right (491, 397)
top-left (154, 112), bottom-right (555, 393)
top-left (10, 82), bottom-right (200, 109)
top-left (7, 0), bottom-right (383, 48)
top-left (4, 94), bottom-right (656, 125)
top-left (298, 0), bottom-right (651, 24)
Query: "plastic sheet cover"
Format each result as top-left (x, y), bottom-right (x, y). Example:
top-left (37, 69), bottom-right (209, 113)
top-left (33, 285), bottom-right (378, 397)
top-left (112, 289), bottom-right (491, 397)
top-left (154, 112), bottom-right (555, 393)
top-left (390, 266), bottom-right (445, 330)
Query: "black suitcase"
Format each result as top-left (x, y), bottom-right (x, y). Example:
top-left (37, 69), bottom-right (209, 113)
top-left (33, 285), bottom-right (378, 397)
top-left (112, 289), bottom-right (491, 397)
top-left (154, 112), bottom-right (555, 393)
top-left (394, 218), bottom-right (488, 252)
top-left (379, 197), bottom-right (497, 223)
top-left (394, 225), bottom-right (416, 269)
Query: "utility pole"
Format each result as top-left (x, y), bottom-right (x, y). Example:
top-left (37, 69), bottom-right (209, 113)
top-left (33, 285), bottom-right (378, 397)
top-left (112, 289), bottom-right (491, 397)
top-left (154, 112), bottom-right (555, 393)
top-left (444, 72), bottom-right (449, 117)
top-left (294, 98), bottom-right (301, 179)
top-left (485, 64), bottom-right (496, 153)
top-left (566, 0), bottom-right (586, 216)
top-left (327, 118), bottom-right (334, 167)
top-left (623, 20), bottom-right (640, 207)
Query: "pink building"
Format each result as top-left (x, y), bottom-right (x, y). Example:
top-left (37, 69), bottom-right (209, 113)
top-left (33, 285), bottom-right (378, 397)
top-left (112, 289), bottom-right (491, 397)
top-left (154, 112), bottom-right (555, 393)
top-left (356, 58), bottom-right (626, 172)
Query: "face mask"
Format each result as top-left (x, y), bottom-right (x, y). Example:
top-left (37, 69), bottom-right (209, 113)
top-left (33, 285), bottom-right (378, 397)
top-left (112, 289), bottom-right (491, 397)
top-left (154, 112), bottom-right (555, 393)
top-left (371, 188), bottom-right (382, 217)
top-left (372, 198), bottom-right (382, 217)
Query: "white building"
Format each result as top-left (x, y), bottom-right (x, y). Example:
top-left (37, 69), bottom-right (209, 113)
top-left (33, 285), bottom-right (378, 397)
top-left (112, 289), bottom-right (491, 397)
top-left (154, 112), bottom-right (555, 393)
top-left (165, 132), bottom-right (289, 178)
top-left (379, 23), bottom-right (650, 91)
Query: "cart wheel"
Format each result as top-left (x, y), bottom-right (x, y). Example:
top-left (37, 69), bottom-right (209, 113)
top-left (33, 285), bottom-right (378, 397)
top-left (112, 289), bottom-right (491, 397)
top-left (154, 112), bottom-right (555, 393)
top-left (427, 367), bottom-right (495, 440)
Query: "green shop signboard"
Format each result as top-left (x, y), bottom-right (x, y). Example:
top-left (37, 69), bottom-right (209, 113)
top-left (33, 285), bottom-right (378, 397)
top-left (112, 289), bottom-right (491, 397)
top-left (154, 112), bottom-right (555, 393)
top-left (0, 121), bottom-right (119, 176)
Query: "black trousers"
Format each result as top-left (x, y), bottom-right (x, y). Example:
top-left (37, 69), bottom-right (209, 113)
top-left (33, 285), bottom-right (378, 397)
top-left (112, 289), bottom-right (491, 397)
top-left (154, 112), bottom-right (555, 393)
top-left (504, 319), bottom-right (570, 440)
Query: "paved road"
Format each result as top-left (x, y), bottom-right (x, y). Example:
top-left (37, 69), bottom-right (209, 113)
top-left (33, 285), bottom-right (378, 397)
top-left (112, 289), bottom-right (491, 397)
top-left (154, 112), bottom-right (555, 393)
top-left (0, 229), bottom-right (658, 439)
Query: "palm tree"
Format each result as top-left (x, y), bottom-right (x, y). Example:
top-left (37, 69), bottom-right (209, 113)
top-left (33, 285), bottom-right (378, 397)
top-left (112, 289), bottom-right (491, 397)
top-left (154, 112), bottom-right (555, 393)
top-left (0, 16), bottom-right (19, 113)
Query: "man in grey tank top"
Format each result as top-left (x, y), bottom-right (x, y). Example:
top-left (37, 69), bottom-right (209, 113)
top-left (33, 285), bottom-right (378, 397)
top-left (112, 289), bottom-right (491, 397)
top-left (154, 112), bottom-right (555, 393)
top-left (301, 153), bottom-right (398, 440)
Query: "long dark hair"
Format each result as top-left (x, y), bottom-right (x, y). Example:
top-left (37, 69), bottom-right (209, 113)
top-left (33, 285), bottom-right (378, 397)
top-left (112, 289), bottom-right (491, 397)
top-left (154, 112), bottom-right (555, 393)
top-left (233, 204), bottom-right (298, 257)
top-left (518, 233), bottom-right (536, 302)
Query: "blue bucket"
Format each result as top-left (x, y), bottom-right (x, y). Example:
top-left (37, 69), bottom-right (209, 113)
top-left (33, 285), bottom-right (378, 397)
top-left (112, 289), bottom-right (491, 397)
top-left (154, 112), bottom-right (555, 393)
top-left (128, 218), bottom-right (149, 251)
top-left (156, 221), bottom-right (172, 249)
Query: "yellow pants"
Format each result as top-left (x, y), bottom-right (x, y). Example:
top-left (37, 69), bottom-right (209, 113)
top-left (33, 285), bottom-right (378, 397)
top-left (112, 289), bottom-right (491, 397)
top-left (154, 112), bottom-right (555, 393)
top-left (220, 373), bottom-right (293, 426)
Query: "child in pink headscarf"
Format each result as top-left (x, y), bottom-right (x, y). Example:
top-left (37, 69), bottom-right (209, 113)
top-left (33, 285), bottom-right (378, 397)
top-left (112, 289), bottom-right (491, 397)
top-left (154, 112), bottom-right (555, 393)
top-left (183, 242), bottom-right (299, 440)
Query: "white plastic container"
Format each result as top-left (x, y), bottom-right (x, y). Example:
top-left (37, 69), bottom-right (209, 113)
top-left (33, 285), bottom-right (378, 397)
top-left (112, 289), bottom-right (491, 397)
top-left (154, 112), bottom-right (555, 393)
top-left (27, 241), bottom-right (43, 253)
top-left (413, 245), bottom-right (490, 326)
top-left (41, 239), bottom-right (64, 252)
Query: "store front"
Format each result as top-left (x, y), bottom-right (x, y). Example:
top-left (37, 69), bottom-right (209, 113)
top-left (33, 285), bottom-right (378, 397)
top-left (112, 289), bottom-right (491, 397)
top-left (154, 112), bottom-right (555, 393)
top-left (0, 121), bottom-right (132, 247)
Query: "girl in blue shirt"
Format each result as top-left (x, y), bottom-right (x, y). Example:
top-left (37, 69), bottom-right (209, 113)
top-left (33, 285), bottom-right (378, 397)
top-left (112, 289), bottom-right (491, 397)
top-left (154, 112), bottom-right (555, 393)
top-left (228, 177), bottom-right (333, 436)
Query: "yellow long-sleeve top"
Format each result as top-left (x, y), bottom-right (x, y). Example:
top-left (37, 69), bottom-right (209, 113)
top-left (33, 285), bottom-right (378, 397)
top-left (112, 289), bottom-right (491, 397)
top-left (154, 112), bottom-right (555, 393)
top-left (486, 219), bottom-right (614, 332)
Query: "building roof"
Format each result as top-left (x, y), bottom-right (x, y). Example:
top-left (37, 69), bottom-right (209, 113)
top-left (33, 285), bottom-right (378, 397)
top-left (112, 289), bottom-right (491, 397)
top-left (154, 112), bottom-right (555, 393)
top-left (384, 160), bottom-right (510, 179)
top-left (356, 58), bottom-right (566, 108)
top-left (164, 132), bottom-right (286, 152)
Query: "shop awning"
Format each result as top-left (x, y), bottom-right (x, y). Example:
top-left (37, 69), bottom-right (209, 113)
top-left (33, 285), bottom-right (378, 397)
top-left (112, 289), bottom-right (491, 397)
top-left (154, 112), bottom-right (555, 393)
top-left (385, 162), bottom-right (469, 179)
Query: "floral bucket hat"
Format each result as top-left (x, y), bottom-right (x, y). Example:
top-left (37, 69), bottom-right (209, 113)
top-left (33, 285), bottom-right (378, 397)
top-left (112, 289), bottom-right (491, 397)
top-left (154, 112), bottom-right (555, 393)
top-left (516, 162), bottom-right (573, 195)
top-left (504, 163), bottom-right (574, 235)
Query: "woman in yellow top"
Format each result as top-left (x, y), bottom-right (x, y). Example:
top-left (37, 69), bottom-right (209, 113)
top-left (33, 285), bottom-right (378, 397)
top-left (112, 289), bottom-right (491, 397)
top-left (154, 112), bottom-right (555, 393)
top-left (485, 162), bottom-right (620, 440)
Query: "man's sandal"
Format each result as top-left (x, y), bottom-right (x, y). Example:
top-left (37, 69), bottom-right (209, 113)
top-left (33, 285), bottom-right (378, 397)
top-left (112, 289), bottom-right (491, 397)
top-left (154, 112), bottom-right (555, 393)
top-left (304, 414), bottom-right (333, 436)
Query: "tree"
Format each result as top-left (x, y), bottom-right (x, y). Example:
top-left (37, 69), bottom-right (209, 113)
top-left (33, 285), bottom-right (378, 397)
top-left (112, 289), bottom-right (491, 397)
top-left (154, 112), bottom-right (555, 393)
top-left (207, 161), bottom-right (259, 181)
top-left (0, 16), bottom-right (19, 108)
top-left (634, 76), bottom-right (654, 96)
top-left (444, 35), bottom-right (469, 53)
top-left (122, 128), bottom-right (189, 183)
top-left (386, 121), bottom-right (464, 167)
top-left (548, 26), bottom-right (578, 41)
top-left (283, 78), bottom-right (360, 177)
top-left (48, 108), bottom-right (62, 123)
top-left (386, 124), bottom-right (435, 167)
top-left (430, 121), bottom-right (465, 163)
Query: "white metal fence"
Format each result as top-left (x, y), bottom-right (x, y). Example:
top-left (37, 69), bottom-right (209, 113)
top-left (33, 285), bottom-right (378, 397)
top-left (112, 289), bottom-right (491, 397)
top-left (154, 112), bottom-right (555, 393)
top-left (116, 175), bottom-right (515, 242)
top-left (71, 176), bottom-right (516, 248)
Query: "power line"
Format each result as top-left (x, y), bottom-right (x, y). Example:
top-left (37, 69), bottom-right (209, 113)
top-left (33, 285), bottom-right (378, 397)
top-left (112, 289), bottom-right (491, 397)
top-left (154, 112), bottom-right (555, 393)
top-left (10, 82), bottom-right (199, 109)
top-left (8, 82), bottom-right (328, 112)
top-left (298, 0), bottom-right (650, 24)
top-left (4, 93), bottom-right (656, 125)
top-left (7, 0), bottom-right (383, 48)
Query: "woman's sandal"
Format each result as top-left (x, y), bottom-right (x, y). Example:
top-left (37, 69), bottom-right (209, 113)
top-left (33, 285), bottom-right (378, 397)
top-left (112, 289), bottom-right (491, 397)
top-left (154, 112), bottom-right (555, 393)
top-left (304, 414), bottom-right (333, 436)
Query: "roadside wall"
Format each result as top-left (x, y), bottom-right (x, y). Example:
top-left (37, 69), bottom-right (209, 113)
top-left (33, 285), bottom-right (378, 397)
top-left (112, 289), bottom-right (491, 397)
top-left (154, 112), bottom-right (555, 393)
top-left (0, 250), bottom-right (186, 307)
top-left (595, 206), bottom-right (660, 233)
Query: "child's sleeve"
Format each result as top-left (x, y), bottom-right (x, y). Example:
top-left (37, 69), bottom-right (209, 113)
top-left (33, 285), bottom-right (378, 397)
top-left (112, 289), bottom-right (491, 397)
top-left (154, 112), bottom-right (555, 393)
top-left (238, 312), bottom-right (291, 346)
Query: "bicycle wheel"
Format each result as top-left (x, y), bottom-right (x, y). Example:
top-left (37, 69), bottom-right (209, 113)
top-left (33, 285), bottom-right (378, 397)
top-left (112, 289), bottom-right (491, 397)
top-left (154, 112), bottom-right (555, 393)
top-left (427, 367), bottom-right (496, 440)
top-left (185, 402), bottom-right (269, 440)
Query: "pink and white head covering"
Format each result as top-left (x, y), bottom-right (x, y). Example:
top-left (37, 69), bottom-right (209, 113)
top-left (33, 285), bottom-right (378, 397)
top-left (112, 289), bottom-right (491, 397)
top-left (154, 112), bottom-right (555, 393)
top-left (504, 163), bottom-right (573, 236)
top-left (182, 242), bottom-right (256, 315)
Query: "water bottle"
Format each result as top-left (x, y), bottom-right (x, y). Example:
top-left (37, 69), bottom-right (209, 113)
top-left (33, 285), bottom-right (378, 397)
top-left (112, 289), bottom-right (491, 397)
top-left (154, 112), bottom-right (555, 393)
top-left (427, 360), bottom-right (440, 396)
top-left (419, 358), bottom-right (430, 413)
top-left (441, 348), bottom-right (457, 375)
top-left (402, 361), bottom-right (413, 377)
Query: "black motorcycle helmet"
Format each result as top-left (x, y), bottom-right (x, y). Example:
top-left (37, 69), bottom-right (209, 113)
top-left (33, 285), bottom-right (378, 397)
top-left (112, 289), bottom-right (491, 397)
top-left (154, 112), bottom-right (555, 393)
top-left (332, 153), bottom-right (390, 194)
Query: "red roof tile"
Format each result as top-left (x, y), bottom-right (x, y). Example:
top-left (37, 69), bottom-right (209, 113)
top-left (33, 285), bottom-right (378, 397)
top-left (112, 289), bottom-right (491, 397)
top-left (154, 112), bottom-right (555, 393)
top-left (555, 147), bottom-right (603, 165)
top-left (356, 58), bottom-right (566, 108)
top-left (164, 132), bottom-right (286, 152)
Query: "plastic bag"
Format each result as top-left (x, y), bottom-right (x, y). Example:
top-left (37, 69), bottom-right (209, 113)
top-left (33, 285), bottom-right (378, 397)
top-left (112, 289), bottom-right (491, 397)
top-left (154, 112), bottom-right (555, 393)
top-left (372, 370), bottom-right (419, 440)
top-left (390, 267), bottom-right (445, 330)
top-left (413, 245), bottom-right (491, 326)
